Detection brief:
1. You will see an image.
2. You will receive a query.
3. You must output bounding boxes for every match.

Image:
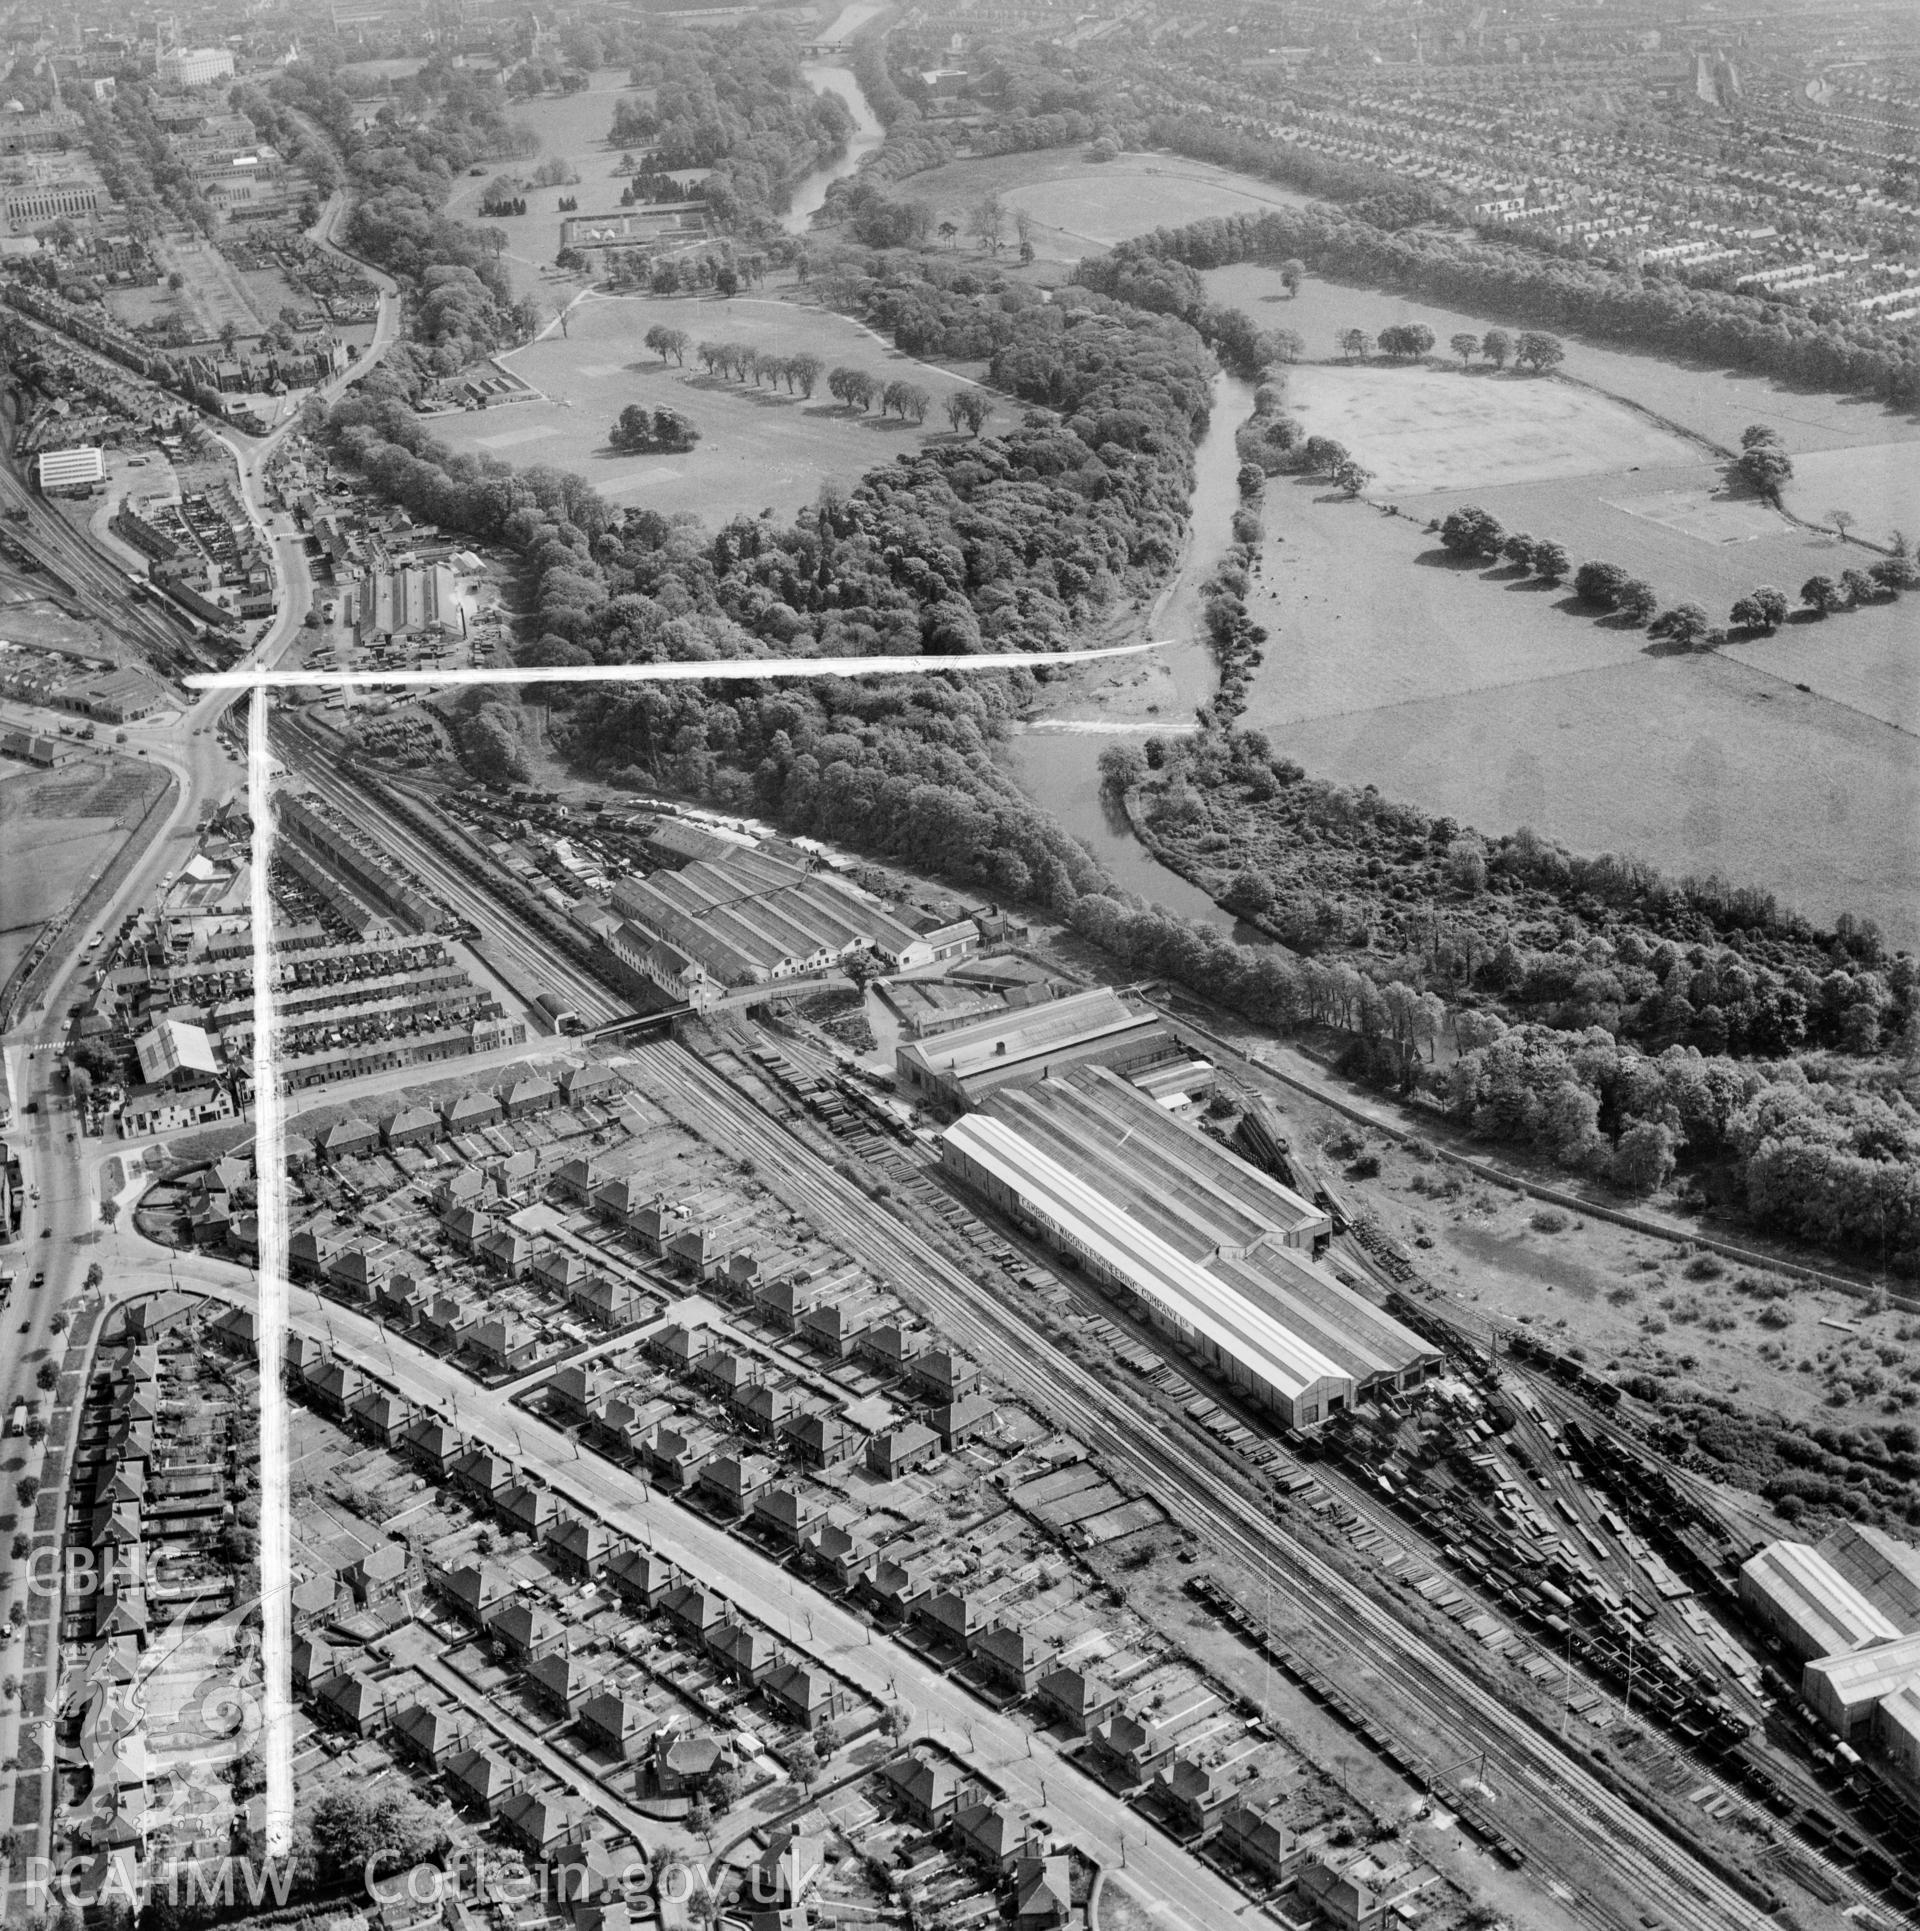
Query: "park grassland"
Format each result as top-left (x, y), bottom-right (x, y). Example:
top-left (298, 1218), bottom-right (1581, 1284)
top-left (1219, 409), bottom-right (1920, 945)
top-left (1282, 363), bottom-right (1694, 493)
top-left (439, 69), bottom-right (641, 305)
top-left (897, 149), bottom-right (1317, 260)
top-left (1001, 222), bottom-right (1919, 944)
top-left (0, 759), bottom-right (170, 986)
top-left (428, 285), bottom-right (969, 524)
top-left (1122, 248), bottom-right (1919, 945)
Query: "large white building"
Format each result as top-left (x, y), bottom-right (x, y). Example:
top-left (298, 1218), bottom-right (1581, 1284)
top-left (159, 46), bottom-right (236, 87)
top-left (944, 1106), bottom-right (1354, 1429)
top-left (896, 986), bottom-right (1183, 1113)
top-left (1738, 1541), bottom-right (1900, 1663)
top-left (941, 1065), bottom-right (1437, 1428)
top-left (35, 446), bottom-right (104, 492)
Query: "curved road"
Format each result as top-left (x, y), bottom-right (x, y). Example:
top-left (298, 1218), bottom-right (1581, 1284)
top-left (0, 184), bottom-right (402, 1858)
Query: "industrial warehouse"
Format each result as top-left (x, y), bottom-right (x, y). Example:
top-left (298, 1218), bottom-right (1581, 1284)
top-left (940, 1066), bottom-right (1437, 1428)
top-left (1740, 1537), bottom-right (1920, 1783)
top-left (896, 986), bottom-right (1197, 1113)
top-left (609, 846), bottom-right (951, 1010)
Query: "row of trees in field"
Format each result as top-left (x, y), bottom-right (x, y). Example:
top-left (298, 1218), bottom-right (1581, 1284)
top-left (1430, 496), bottom-right (1918, 647)
top-left (1437, 502), bottom-right (1711, 642)
top-left (1338, 323), bottom-right (1565, 371)
top-left (642, 319), bottom-right (998, 430)
top-left (692, 338), bottom-right (827, 396)
top-left (1075, 243), bottom-right (1568, 384)
top-left (1113, 140), bottom-right (1920, 409)
top-left (1733, 555), bottom-right (1920, 627)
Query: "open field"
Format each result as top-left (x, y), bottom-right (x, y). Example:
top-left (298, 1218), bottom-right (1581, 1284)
top-left (894, 150), bottom-right (1317, 262)
top-left (1125, 473), bottom-right (1920, 942)
top-left (440, 69), bottom-right (638, 303)
top-left (1247, 487), bottom-right (1657, 720)
top-left (1724, 616), bottom-right (1920, 736)
top-left (430, 285), bottom-right (969, 524)
top-left (1412, 462), bottom-right (1891, 624)
top-left (1253, 639), bottom-right (1920, 946)
top-left (1203, 261), bottom-right (1920, 459)
top-left (0, 757), bottom-right (165, 985)
top-left (1285, 363), bottom-right (1694, 493)
top-left (1783, 440), bottom-right (1920, 544)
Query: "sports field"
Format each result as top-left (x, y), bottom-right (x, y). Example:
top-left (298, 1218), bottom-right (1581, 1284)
top-left (429, 287), bottom-right (970, 525)
top-left (896, 151), bottom-right (1317, 263)
top-left (1203, 261), bottom-right (1920, 460)
top-left (1284, 365), bottom-right (1694, 494)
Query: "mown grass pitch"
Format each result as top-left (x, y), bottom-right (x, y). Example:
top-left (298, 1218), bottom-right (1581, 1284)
top-left (1283, 363), bottom-right (1697, 495)
top-left (430, 286), bottom-right (974, 525)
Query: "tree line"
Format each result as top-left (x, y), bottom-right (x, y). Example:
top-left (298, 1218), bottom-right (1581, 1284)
top-left (1096, 731), bottom-right (1920, 1269)
top-left (320, 259), bottom-right (1215, 911)
top-left (609, 20), bottom-right (853, 230)
top-left (1084, 186), bottom-right (1920, 411)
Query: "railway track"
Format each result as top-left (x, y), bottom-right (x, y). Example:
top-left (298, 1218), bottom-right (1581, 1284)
top-left (629, 1035), bottom-right (1775, 1931)
top-left (1334, 1238), bottom-right (1919, 1919)
top-left (0, 461), bottom-right (194, 659)
top-left (282, 750), bottom-right (624, 1027)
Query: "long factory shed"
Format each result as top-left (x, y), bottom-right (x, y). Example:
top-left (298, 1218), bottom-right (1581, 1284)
top-left (940, 1066), bottom-right (1439, 1427)
top-left (942, 1109), bottom-right (1353, 1429)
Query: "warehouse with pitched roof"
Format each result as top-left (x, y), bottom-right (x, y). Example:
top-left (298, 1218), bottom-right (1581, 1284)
top-left (940, 1066), bottom-right (1437, 1424)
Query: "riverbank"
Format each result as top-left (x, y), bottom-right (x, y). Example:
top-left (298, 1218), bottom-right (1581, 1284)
top-left (788, 61), bottom-right (886, 233)
top-left (1004, 368), bottom-right (1258, 913)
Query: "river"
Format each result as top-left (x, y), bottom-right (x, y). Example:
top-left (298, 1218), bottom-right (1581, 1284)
top-left (787, 60), bottom-right (887, 236)
top-left (1004, 370), bottom-right (1266, 932)
top-left (781, 52), bottom-right (1255, 934)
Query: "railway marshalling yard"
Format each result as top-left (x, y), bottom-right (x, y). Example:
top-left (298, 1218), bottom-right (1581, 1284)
top-left (100, 959), bottom-right (1909, 1931)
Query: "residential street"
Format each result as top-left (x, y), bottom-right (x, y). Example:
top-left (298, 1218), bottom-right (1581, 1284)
top-left (116, 1239), bottom-right (1253, 1931)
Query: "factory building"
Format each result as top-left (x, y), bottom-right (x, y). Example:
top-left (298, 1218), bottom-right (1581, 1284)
top-left (1738, 1540), bottom-right (1901, 1663)
top-left (896, 987), bottom-right (1188, 1114)
top-left (158, 46), bottom-right (235, 86)
top-left (943, 1109), bottom-right (1352, 1428)
top-left (1817, 1522), bottom-right (1920, 1633)
top-left (35, 446), bottom-right (105, 493)
top-left (5, 182), bottom-right (98, 228)
top-left (1803, 1633), bottom-right (1920, 1735)
top-left (609, 848), bottom-right (930, 1008)
top-left (352, 561), bottom-right (458, 643)
top-left (941, 1066), bottom-right (1437, 1426)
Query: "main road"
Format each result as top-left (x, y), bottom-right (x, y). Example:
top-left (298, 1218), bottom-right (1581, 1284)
top-left (0, 185), bottom-right (402, 1852)
top-left (97, 1235), bottom-right (1248, 1931)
